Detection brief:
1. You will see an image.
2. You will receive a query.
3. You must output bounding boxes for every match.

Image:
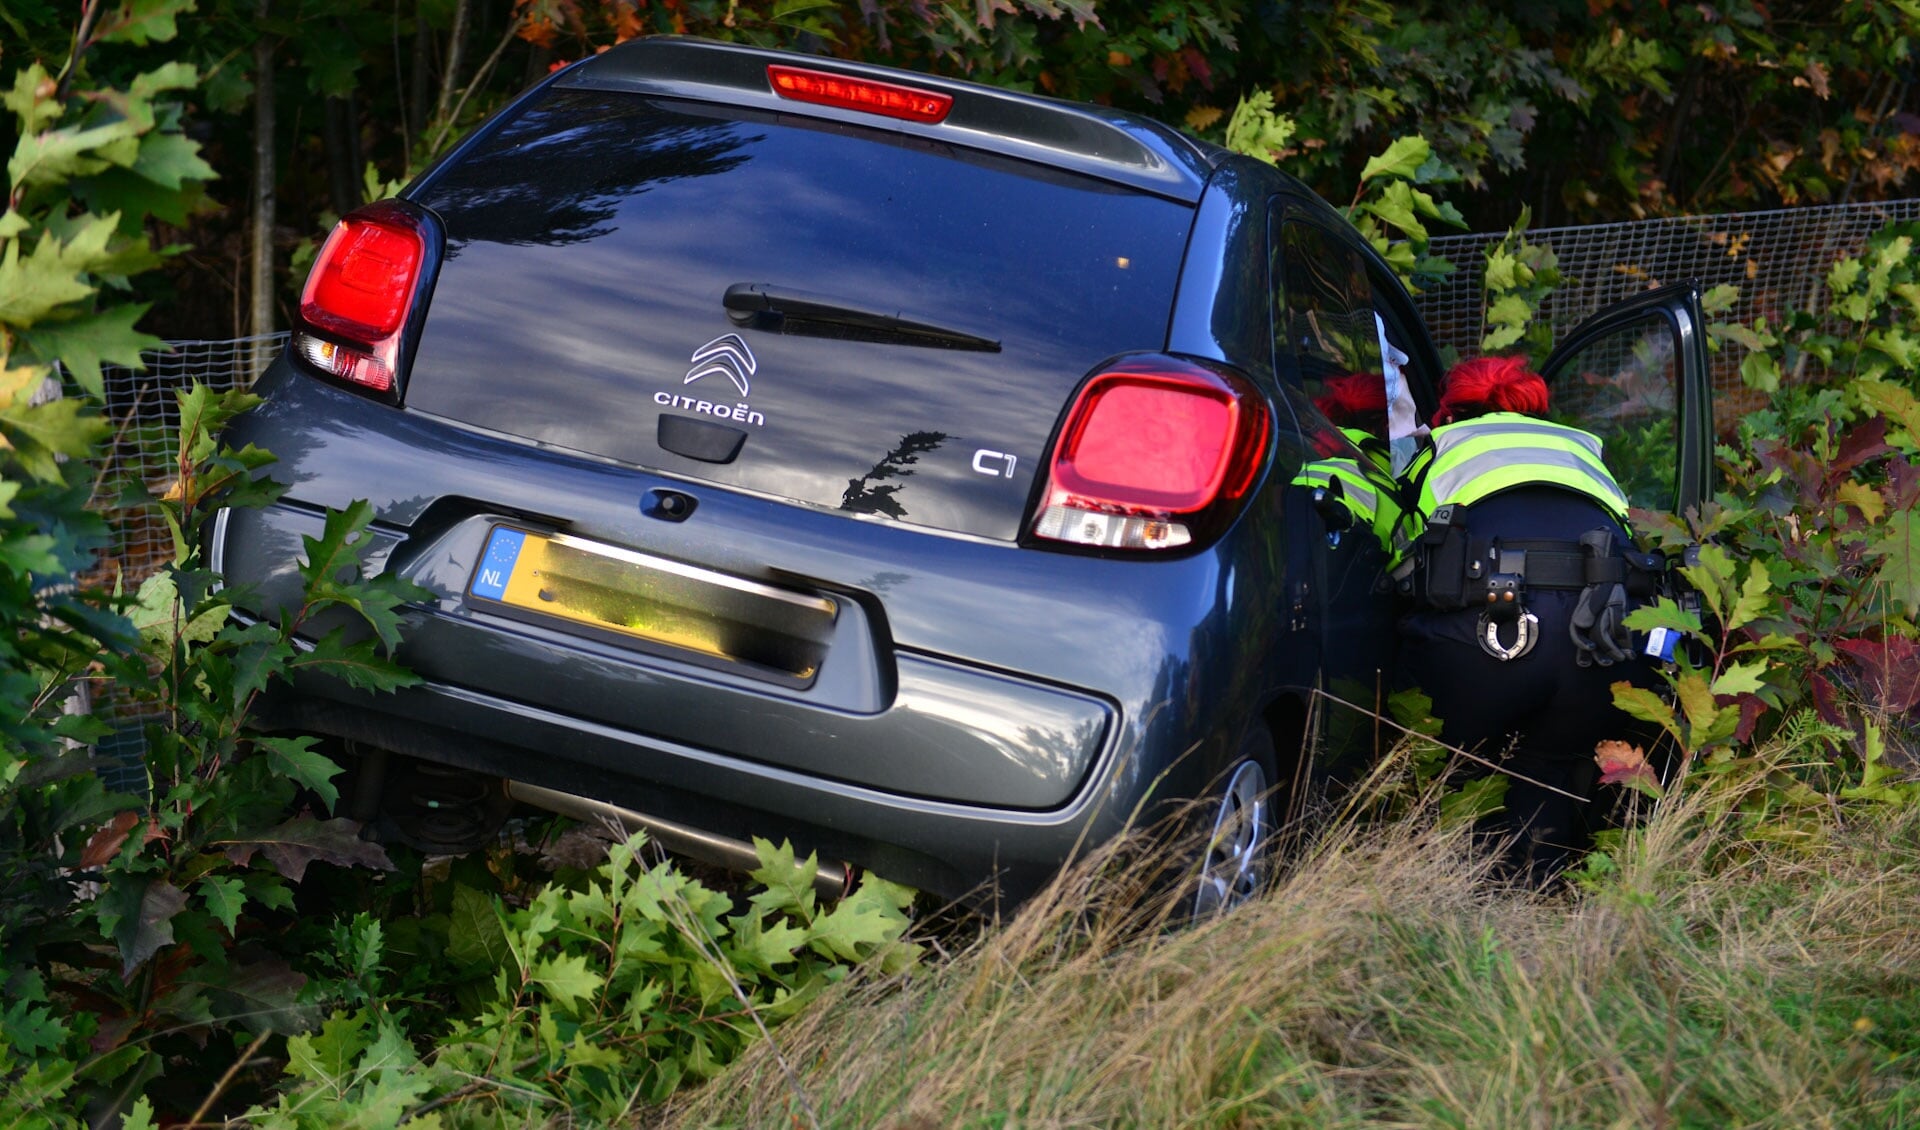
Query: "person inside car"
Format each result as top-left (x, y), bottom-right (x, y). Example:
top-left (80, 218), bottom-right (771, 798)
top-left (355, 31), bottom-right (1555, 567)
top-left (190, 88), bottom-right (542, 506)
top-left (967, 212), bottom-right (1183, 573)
top-left (1395, 355), bottom-right (1664, 876)
top-left (1293, 372), bottom-right (1403, 553)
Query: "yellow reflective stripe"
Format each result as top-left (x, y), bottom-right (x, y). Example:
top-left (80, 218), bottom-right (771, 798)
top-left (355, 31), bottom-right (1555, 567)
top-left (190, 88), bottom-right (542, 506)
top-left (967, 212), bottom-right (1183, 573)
top-left (1430, 417), bottom-right (1606, 461)
top-left (1293, 462), bottom-right (1381, 517)
top-left (1426, 447), bottom-right (1627, 514)
top-left (1416, 415), bottom-right (1628, 519)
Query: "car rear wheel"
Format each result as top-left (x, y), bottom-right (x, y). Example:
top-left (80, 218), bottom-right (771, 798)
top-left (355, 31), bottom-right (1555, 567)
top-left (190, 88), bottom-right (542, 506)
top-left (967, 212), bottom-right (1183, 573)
top-left (1191, 728), bottom-right (1277, 918)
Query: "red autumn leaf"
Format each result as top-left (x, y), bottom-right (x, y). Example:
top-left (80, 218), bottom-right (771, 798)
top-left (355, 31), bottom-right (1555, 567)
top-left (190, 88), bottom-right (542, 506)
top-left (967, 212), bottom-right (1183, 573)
top-left (1834, 635), bottom-right (1920, 713)
top-left (1812, 672), bottom-right (1843, 724)
top-left (89, 1015), bottom-right (138, 1056)
top-left (1183, 47), bottom-right (1213, 90)
top-left (1831, 416), bottom-right (1890, 478)
top-left (1889, 456), bottom-right (1920, 512)
top-left (1596, 740), bottom-right (1663, 798)
top-left (1733, 693), bottom-right (1771, 743)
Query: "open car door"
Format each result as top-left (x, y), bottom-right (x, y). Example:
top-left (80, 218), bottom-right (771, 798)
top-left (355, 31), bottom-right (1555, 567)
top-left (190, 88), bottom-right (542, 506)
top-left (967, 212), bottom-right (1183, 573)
top-left (1538, 283), bottom-right (1714, 518)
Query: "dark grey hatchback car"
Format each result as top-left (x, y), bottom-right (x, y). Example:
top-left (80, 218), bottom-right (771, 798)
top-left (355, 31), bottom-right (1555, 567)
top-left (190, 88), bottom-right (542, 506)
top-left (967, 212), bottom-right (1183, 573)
top-left (219, 36), bottom-right (1712, 911)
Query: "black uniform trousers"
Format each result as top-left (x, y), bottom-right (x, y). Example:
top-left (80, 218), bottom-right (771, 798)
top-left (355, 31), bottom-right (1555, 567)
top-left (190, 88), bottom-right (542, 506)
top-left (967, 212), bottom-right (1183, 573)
top-left (1397, 487), bottom-right (1660, 874)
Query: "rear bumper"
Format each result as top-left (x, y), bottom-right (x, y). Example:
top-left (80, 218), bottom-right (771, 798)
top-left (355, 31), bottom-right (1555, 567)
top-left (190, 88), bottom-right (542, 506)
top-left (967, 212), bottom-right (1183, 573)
top-left (221, 499), bottom-right (1117, 813)
top-left (251, 656), bottom-right (1142, 904)
top-left (217, 363), bottom-right (1307, 902)
top-left (217, 479), bottom-right (1187, 902)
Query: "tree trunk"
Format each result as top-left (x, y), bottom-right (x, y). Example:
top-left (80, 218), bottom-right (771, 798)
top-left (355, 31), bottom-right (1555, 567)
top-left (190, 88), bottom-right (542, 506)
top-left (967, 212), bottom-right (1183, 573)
top-left (323, 93), bottom-right (364, 216)
top-left (249, 1), bottom-right (277, 380)
top-left (409, 0), bottom-right (432, 154)
top-left (433, 0), bottom-right (471, 129)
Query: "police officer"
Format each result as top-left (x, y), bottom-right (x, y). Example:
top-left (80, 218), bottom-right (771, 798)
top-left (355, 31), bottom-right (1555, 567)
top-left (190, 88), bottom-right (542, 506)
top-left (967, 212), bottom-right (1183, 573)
top-left (1294, 373), bottom-right (1404, 553)
top-left (1396, 355), bottom-right (1659, 875)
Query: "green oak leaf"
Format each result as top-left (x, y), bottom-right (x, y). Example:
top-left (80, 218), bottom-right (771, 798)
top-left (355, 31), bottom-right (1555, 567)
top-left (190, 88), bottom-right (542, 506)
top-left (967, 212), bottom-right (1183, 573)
top-left (286, 1010), bottom-right (370, 1087)
top-left (1360, 135), bottom-right (1431, 182)
top-left (1439, 775), bottom-right (1507, 829)
top-left (446, 883), bottom-right (509, 968)
top-left (17, 304), bottom-right (163, 398)
top-left (120, 1098), bottom-right (157, 1130)
top-left (0, 999), bottom-right (69, 1056)
top-left (199, 874), bottom-right (246, 934)
top-left (727, 910), bottom-right (808, 975)
top-left (0, 236), bottom-right (95, 326)
top-left (530, 953), bottom-right (601, 1015)
top-left (288, 631), bottom-right (420, 693)
top-left (127, 129), bottom-right (214, 190)
top-left (95, 0), bottom-right (195, 45)
top-left (746, 837), bottom-right (819, 922)
top-left (0, 397), bottom-right (111, 483)
top-left (808, 877), bottom-right (913, 962)
top-left (128, 60), bottom-right (199, 99)
top-left (1612, 682), bottom-right (1684, 750)
top-left (1622, 596), bottom-right (1703, 636)
top-left (1870, 510), bottom-right (1920, 616)
top-left (8, 118), bottom-right (142, 189)
top-left (258, 734), bottom-right (343, 812)
top-left (3, 64), bottom-right (62, 133)
top-left (1711, 659), bottom-right (1770, 697)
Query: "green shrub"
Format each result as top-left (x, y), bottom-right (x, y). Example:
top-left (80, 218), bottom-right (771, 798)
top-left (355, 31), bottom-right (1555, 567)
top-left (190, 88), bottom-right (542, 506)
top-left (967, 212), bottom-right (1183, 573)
top-left (246, 834), bottom-right (920, 1127)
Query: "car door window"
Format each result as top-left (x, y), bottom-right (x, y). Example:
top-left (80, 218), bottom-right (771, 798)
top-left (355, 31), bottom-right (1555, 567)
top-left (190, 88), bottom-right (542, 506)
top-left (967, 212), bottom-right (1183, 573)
top-left (1540, 311), bottom-right (1682, 512)
top-left (1271, 210), bottom-right (1388, 441)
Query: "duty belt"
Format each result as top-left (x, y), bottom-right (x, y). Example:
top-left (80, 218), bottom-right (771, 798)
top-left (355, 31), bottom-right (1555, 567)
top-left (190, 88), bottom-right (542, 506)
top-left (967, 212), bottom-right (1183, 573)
top-left (1403, 507), bottom-right (1666, 662)
top-left (1459, 538), bottom-right (1634, 590)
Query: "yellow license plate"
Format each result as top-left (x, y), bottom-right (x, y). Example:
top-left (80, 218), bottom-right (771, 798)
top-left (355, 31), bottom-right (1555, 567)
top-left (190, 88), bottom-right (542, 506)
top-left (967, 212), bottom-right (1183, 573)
top-left (467, 526), bottom-right (836, 681)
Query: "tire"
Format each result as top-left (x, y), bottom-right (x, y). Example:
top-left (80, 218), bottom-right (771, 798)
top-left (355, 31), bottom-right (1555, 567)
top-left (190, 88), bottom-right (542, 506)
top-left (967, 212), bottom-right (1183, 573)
top-left (1190, 725), bottom-right (1279, 919)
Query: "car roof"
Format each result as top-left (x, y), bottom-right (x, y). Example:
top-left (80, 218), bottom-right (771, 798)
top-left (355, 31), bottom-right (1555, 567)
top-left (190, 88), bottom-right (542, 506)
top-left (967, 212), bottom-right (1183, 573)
top-left (555, 36), bottom-right (1222, 203)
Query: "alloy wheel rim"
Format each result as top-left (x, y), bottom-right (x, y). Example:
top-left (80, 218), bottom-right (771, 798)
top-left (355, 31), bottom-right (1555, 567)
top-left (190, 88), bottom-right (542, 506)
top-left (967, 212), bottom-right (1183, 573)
top-left (1192, 759), bottom-right (1270, 918)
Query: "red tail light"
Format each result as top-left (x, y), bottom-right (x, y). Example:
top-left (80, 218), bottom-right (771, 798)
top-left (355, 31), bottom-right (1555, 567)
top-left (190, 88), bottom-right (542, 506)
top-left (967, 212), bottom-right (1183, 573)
top-left (1032, 357), bottom-right (1270, 551)
top-left (294, 201), bottom-right (435, 397)
top-left (767, 64), bottom-right (953, 124)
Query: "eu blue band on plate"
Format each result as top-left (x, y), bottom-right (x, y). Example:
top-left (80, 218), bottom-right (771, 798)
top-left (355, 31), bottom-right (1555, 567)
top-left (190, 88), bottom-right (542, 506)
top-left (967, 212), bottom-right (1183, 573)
top-left (471, 527), bottom-right (527, 600)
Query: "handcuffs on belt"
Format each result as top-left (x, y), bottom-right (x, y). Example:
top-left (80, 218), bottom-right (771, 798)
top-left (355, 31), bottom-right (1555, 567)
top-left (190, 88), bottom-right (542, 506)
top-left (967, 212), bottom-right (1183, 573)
top-left (1477, 551), bottom-right (1537, 661)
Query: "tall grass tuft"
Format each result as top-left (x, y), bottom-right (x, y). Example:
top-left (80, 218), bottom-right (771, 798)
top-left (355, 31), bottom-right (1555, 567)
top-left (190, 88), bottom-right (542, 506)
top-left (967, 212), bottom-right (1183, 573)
top-left (659, 739), bottom-right (1920, 1128)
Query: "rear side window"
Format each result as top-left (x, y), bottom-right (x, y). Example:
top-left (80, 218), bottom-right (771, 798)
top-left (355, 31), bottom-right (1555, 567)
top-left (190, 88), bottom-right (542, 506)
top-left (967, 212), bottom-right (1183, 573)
top-left (1271, 212), bottom-right (1388, 443)
top-left (1273, 216), bottom-right (1383, 385)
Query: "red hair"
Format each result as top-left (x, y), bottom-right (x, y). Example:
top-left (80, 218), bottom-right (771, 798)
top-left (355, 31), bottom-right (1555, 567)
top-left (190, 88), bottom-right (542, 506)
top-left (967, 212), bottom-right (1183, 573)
top-left (1314, 373), bottom-right (1387, 424)
top-left (1433, 355), bottom-right (1549, 426)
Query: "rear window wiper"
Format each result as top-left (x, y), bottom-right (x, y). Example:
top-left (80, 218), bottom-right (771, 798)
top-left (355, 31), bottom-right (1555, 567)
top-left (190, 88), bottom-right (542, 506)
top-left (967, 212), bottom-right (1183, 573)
top-left (724, 283), bottom-right (1001, 353)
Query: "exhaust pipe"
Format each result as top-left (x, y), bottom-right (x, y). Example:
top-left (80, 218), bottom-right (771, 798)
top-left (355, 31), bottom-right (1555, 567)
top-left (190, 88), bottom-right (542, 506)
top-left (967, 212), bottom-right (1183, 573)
top-left (505, 780), bottom-right (851, 901)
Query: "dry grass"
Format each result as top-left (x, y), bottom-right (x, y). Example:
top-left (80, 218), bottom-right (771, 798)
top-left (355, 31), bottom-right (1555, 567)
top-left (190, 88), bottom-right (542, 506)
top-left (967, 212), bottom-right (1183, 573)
top-left (655, 747), bottom-right (1920, 1129)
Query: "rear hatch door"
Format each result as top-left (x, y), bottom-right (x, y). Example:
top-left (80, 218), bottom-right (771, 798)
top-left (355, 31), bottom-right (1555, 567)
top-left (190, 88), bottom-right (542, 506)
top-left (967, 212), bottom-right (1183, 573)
top-left (403, 88), bottom-right (1196, 541)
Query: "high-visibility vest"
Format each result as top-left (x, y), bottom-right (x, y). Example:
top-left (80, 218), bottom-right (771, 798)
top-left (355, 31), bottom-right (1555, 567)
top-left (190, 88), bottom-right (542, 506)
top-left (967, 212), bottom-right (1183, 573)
top-left (1294, 457), bottom-right (1403, 551)
top-left (1407, 412), bottom-right (1629, 524)
top-left (1341, 427), bottom-right (1392, 474)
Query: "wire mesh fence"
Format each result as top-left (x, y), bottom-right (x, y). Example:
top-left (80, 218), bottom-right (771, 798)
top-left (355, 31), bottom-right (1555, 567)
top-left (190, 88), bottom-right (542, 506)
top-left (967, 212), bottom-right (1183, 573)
top-left (85, 334), bottom-right (286, 736)
top-left (95, 333), bottom-right (287, 589)
top-left (1414, 197), bottom-right (1920, 396)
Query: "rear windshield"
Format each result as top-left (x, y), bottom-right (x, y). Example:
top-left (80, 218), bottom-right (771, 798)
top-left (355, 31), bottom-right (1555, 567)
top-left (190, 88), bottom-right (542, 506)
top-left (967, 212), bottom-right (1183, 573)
top-left (406, 89), bottom-right (1196, 540)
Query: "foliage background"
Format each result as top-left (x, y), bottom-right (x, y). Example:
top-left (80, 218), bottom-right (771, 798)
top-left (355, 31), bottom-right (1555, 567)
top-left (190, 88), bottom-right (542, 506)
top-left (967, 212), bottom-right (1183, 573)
top-left (6, 0), bottom-right (1920, 342)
